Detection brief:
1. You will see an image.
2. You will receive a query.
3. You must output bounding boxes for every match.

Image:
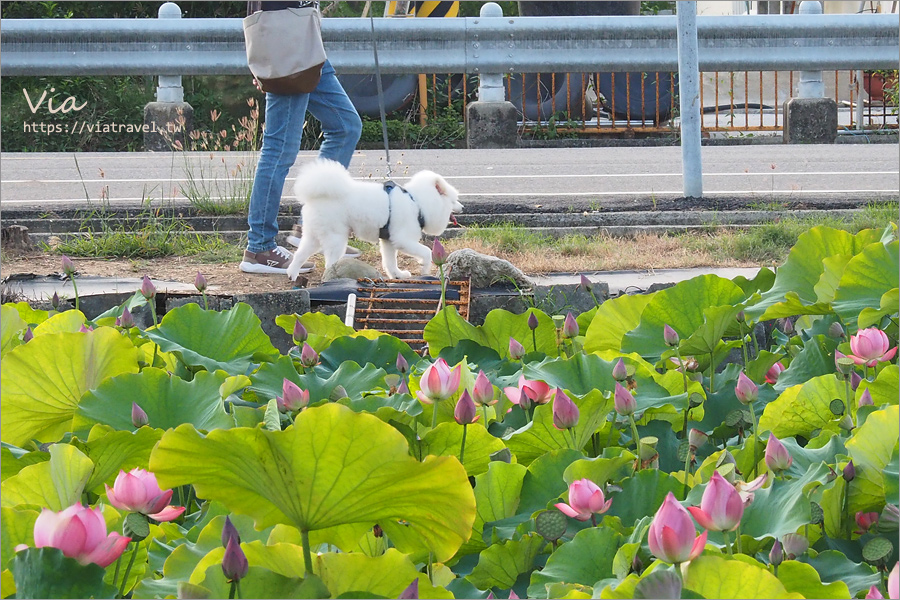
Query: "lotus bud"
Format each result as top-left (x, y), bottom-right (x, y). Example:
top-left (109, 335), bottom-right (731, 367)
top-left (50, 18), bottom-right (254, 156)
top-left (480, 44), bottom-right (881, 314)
top-left (140, 275), bottom-right (156, 300)
top-left (278, 378), bottom-right (309, 412)
top-left (517, 389), bottom-right (533, 411)
top-left (764, 433), bottom-right (792, 473)
top-left (508, 589), bottom-right (520, 600)
top-left (735, 310), bottom-right (746, 323)
top-left (631, 553), bottom-right (644, 574)
top-left (688, 471), bottom-right (744, 532)
top-left (79, 324), bottom-right (93, 333)
top-left (61, 255), bottom-right (76, 276)
top-left (554, 478), bottom-right (612, 521)
top-left (688, 428), bottom-right (708, 451)
top-left (579, 274), bottom-right (592, 290)
top-left (663, 324), bottom-right (680, 347)
top-left (51, 291), bottom-right (61, 310)
top-left (116, 307), bottom-right (134, 329)
top-left (221, 516), bottom-right (240, 549)
top-left (551, 388), bottom-right (580, 430)
top-left (22, 327), bottom-right (34, 343)
top-left (765, 362), bottom-right (786, 385)
top-left (299, 342), bottom-right (319, 368)
top-left (561, 312), bottom-right (578, 339)
top-left (453, 390), bottom-right (478, 425)
top-left (292, 320), bottom-right (308, 345)
top-left (330, 385), bottom-right (349, 401)
top-left (486, 593), bottom-right (495, 600)
top-left (778, 317), bottom-right (794, 335)
top-left (769, 539), bottom-right (784, 566)
top-left (888, 562), bottom-right (898, 600)
top-left (781, 533), bottom-right (808, 560)
top-left (851, 371), bottom-right (863, 390)
top-left (131, 402), bottom-right (149, 428)
top-left (509, 337), bottom-right (525, 360)
top-left (612, 358), bottom-right (628, 382)
top-left (472, 370), bottom-right (496, 406)
top-left (221, 536), bottom-right (248, 582)
top-left (838, 414), bottom-right (854, 431)
top-left (614, 382), bottom-right (637, 416)
top-left (855, 511), bottom-right (879, 533)
top-left (866, 585), bottom-right (885, 599)
top-left (734, 372), bottom-right (758, 405)
top-left (398, 380), bottom-right (410, 395)
top-left (431, 238), bottom-right (447, 267)
top-left (858, 388), bottom-right (874, 407)
top-left (647, 492), bottom-right (708, 564)
top-left (828, 322), bottom-right (846, 340)
top-left (527, 312), bottom-right (539, 331)
top-left (396, 353), bottom-right (409, 374)
top-left (398, 579), bottom-right (419, 599)
top-left (194, 271), bottom-right (207, 293)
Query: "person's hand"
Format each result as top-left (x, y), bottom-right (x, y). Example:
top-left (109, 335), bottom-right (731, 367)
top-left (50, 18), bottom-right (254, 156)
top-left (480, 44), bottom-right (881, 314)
top-left (253, 77), bottom-right (263, 92)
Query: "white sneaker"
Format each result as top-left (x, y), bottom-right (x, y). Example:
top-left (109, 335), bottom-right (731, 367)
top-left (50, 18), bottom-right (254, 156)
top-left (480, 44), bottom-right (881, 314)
top-left (239, 245), bottom-right (313, 275)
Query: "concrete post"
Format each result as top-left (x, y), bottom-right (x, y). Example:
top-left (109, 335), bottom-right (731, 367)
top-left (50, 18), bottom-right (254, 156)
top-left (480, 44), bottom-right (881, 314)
top-left (466, 2), bottom-right (518, 149)
top-left (676, 1), bottom-right (703, 198)
top-left (143, 2), bottom-right (192, 151)
top-left (783, 0), bottom-right (837, 143)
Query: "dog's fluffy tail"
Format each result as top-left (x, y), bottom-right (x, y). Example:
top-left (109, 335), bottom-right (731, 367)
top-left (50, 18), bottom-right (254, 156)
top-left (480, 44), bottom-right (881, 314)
top-left (293, 159), bottom-right (354, 204)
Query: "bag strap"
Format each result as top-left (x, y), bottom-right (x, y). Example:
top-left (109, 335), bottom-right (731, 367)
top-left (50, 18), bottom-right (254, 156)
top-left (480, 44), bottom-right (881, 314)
top-left (247, 1), bottom-right (261, 16)
top-left (369, 15), bottom-right (392, 179)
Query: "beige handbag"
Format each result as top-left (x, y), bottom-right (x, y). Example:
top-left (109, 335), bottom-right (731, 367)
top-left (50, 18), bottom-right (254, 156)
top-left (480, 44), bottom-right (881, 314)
top-left (243, 5), bottom-right (326, 95)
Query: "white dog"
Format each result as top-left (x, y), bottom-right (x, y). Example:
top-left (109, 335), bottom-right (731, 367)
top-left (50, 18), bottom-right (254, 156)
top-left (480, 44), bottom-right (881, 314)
top-left (286, 160), bottom-right (463, 281)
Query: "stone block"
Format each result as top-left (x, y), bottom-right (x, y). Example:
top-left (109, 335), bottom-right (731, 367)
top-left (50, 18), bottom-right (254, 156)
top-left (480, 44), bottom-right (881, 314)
top-left (233, 290), bottom-right (311, 353)
top-left (166, 294), bottom-right (234, 313)
top-left (783, 98), bottom-right (837, 144)
top-left (466, 101), bottom-right (518, 149)
top-left (143, 101), bottom-right (192, 151)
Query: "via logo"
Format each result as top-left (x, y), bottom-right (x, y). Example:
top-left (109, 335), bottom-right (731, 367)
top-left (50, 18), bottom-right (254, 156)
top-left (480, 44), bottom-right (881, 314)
top-left (23, 87), bottom-right (87, 114)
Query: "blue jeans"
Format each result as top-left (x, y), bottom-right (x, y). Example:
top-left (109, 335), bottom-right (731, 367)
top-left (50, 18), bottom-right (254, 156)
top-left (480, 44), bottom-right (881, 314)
top-left (247, 60), bottom-right (362, 252)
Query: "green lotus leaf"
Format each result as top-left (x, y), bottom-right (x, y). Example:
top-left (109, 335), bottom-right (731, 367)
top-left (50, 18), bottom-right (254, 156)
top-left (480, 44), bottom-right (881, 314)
top-left (745, 350), bottom-right (787, 385)
top-left (319, 335), bottom-right (418, 374)
top-left (75, 368), bottom-right (235, 434)
top-left (422, 422), bottom-right (507, 476)
top-left (504, 389), bottom-right (610, 466)
top-left (813, 254), bottom-right (854, 305)
top-left (683, 555), bottom-right (799, 599)
top-left (2, 444), bottom-right (93, 511)
top-left (219, 374), bottom-right (252, 399)
top-left (275, 311), bottom-right (355, 354)
top-left (883, 444), bottom-right (899, 506)
top-left (747, 226), bottom-right (882, 322)
top-left (1, 329), bottom-right (139, 446)
top-left (621, 274), bottom-right (747, 362)
top-left (759, 375), bottom-right (845, 439)
top-left (778, 433), bottom-right (846, 479)
top-left (796, 550), bottom-right (880, 597)
top-left (81, 425), bottom-right (164, 493)
top-left (0, 447), bottom-right (49, 483)
top-left (858, 364), bottom-right (899, 407)
top-left (90, 291), bottom-right (148, 326)
top-left (145, 303), bottom-right (278, 373)
top-left (466, 532), bottom-right (545, 590)
top-left (583, 291), bottom-right (655, 354)
top-left (249, 356), bottom-right (387, 405)
top-left (776, 558), bottom-right (851, 598)
top-left (518, 449), bottom-right (584, 515)
top-left (194, 564), bottom-right (329, 600)
top-left (527, 527), bottom-right (621, 599)
top-left (424, 307), bottom-right (490, 357)
top-left (318, 548), bottom-right (451, 599)
top-left (833, 240), bottom-right (899, 333)
top-left (1, 305), bottom-right (27, 357)
top-left (426, 307), bottom-right (558, 359)
top-left (679, 304), bottom-right (748, 357)
top-left (337, 393), bottom-right (423, 423)
top-left (1, 507), bottom-right (38, 571)
top-left (33, 310), bottom-right (87, 335)
top-left (607, 470), bottom-right (683, 525)
top-left (5, 302), bottom-right (51, 328)
top-left (772, 334), bottom-right (839, 392)
top-left (846, 405), bottom-right (900, 513)
top-left (461, 461), bottom-right (527, 554)
top-left (733, 267), bottom-right (776, 297)
top-left (12, 547), bottom-right (117, 600)
top-left (150, 403), bottom-right (475, 562)
top-left (186, 542), bottom-right (309, 587)
top-left (563, 450), bottom-right (636, 488)
top-left (858, 288), bottom-right (899, 329)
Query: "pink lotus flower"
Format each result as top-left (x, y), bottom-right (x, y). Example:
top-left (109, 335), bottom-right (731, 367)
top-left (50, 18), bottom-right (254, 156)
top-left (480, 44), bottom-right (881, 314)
top-left (764, 433), bottom-right (792, 473)
top-left (472, 370), bottom-right (497, 406)
top-left (416, 358), bottom-right (461, 404)
top-left (734, 473), bottom-right (768, 506)
top-left (509, 337), bottom-right (526, 360)
top-left (688, 471), bottom-right (744, 532)
top-left (849, 327), bottom-right (897, 367)
top-left (855, 511), bottom-right (879, 534)
top-left (613, 381), bottom-right (636, 416)
top-left (889, 562), bottom-right (899, 599)
top-left (734, 371), bottom-right (758, 405)
top-left (554, 478), bottom-right (612, 521)
top-left (277, 378), bottom-right (309, 412)
top-left (867, 585), bottom-right (885, 599)
top-left (648, 492), bottom-right (707, 564)
top-left (551, 388), bottom-right (579, 430)
top-left (453, 390), bottom-right (479, 425)
top-left (105, 468), bottom-right (185, 521)
top-left (32, 504), bottom-right (130, 567)
top-left (503, 375), bottom-right (554, 406)
top-left (765, 362), bottom-right (786, 384)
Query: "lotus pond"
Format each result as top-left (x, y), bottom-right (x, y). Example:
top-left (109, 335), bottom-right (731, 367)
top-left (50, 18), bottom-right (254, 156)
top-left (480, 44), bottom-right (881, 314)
top-left (1, 225), bottom-right (898, 599)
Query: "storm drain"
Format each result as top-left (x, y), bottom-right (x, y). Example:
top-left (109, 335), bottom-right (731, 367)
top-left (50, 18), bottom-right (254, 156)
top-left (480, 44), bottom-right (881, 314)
top-left (348, 278), bottom-right (471, 351)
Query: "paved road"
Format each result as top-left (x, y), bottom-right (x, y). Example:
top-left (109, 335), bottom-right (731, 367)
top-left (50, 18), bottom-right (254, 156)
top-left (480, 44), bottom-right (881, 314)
top-left (1, 144), bottom-right (897, 213)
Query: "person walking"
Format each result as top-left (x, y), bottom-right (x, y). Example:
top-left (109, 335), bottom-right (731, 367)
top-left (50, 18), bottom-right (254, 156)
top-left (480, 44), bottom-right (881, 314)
top-left (240, 0), bottom-right (362, 275)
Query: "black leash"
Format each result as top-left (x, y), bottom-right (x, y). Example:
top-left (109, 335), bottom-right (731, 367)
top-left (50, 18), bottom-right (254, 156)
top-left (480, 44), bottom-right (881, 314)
top-left (368, 14), bottom-right (392, 178)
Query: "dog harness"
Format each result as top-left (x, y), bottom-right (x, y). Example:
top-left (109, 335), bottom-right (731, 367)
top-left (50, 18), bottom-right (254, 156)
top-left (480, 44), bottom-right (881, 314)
top-left (378, 181), bottom-right (426, 241)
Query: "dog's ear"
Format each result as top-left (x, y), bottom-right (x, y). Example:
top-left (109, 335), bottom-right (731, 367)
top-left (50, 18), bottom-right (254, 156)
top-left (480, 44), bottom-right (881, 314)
top-left (434, 177), bottom-right (448, 197)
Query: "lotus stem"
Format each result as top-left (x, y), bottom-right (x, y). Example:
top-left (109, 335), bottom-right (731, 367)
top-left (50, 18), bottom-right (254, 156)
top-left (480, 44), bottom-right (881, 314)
top-left (301, 529), bottom-right (313, 575)
top-left (427, 552), bottom-right (434, 585)
top-left (439, 265), bottom-right (453, 346)
top-left (735, 523), bottom-right (743, 554)
top-left (683, 440), bottom-right (692, 498)
top-left (722, 530), bottom-right (734, 557)
top-left (118, 543), bottom-right (139, 598)
top-left (149, 300), bottom-right (158, 327)
top-left (708, 352), bottom-right (715, 394)
top-left (202, 290), bottom-right (209, 311)
top-left (568, 427), bottom-right (578, 451)
top-left (482, 405), bottom-right (490, 425)
top-left (748, 402), bottom-right (759, 479)
top-left (431, 403), bottom-right (439, 429)
top-left (591, 514), bottom-right (598, 527)
top-left (112, 552), bottom-right (123, 591)
top-left (844, 375), bottom-right (853, 414)
top-left (628, 415), bottom-right (642, 464)
top-left (739, 321), bottom-right (750, 367)
top-left (459, 424), bottom-right (468, 464)
top-left (71, 279), bottom-right (81, 312)
top-left (531, 328), bottom-right (537, 353)
top-left (229, 581), bottom-right (237, 600)
top-left (674, 346), bottom-right (689, 396)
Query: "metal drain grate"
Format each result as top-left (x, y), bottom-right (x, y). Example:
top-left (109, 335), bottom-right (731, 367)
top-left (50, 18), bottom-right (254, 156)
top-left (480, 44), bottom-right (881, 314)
top-left (349, 278), bottom-right (471, 351)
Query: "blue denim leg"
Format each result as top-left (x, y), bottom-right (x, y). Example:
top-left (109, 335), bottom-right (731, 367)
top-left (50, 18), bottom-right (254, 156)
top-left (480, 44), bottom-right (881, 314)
top-left (247, 91), bottom-right (309, 253)
top-left (307, 61), bottom-right (362, 168)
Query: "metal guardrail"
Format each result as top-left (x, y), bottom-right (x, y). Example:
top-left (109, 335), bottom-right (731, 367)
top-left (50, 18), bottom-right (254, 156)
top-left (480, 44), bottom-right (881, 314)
top-left (1, 14), bottom-right (897, 76)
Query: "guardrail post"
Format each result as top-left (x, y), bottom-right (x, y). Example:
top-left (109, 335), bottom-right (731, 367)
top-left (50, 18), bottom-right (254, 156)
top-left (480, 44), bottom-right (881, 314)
top-left (783, 1), bottom-right (838, 143)
top-left (466, 2), bottom-right (518, 149)
top-left (142, 1), bottom-right (193, 151)
top-left (677, 1), bottom-right (703, 199)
